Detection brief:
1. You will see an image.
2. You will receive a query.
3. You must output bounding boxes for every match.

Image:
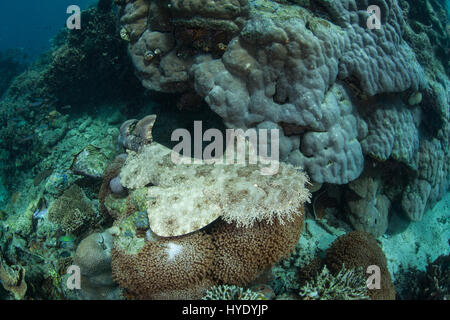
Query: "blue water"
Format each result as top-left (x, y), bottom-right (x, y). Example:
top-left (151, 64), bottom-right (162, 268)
top-left (0, 0), bottom-right (97, 61)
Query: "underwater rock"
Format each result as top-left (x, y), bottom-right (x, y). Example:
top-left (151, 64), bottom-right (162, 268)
top-left (70, 145), bottom-right (110, 179)
top-left (73, 228), bottom-right (121, 300)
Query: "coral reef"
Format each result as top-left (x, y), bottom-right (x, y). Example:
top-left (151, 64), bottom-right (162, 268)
top-left (210, 215), bottom-right (303, 286)
top-left (105, 138), bottom-right (310, 299)
top-left (203, 285), bottom-right (265, 300)
top-left (325, 231), bottom-right (396, 300)
top-left (111, 213), bottom-right (304, 299)
top-left (0, 0), bottom-right (447, 302)
top-left (0, 256), bottom-right (27, 300)
top-left (345, 166), bottom-right (391, 237)
top-left (72, 228), bottom-right (121, 300)
top-left (48, 185), bottom-right (100, 235)
top-left (119, 142), bottom-right (310, 236)
top-left (116, 0), bottom-right (449, 237)
top-left (112, 227), bottom-right (215, 299)
top-left (359, 97), bottom-right (420, 169)
top-left (395, 254), bottom-right (450, 300)
top-left (115, 0), bottom-right (249, 92)
top-left (0, 49), bottom-right (27, 98)
top-left (43, 6), bottom-right (140, 106)
top-left (298, 265), bottom-right (370, 300)
top-left (0, 4), bottom-right (137, 190)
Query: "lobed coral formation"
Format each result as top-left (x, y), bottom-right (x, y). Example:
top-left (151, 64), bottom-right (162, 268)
top-left (116, 0), bottom-right (450, 235)
top-left (115, 0), bottom-right (249, 93)
top-left (345, 166), bottom-right (391, 237)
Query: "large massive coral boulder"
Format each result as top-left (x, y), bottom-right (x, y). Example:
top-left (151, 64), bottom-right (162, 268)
top-left (115, 0), bottom-right (449, 228)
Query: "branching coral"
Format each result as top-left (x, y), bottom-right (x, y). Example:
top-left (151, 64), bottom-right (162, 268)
top-left (203, 285), bottom-right (265, 300)
top-left (298, 265), bottom-right (370, 300)
top-left (43, 6), bottom-right (140, 105)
